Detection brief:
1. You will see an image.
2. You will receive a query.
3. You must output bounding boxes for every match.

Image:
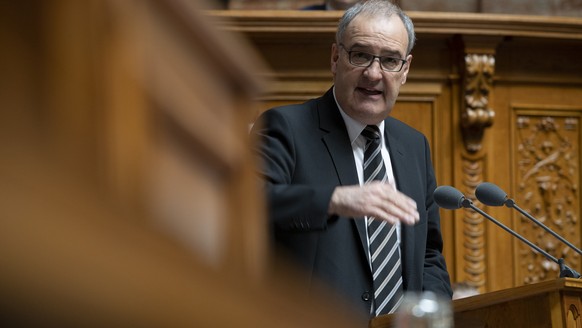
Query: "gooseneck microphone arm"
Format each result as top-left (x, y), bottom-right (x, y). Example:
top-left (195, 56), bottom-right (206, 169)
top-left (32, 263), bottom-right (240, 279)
top-left (465, 201), bottom-right (570, 273)
top-left (509, 201), bottom-right (582, 256)
top-left (476, 182), bottom-right (582, 256)
top-left (434, 185), bottom-right (581, 279)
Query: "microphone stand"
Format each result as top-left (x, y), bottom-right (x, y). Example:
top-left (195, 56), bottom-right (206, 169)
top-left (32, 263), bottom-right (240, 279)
top-left (559, 258), bottom-right (580, 278)
top-left (504, 199), bottom-right (582, 256)
top-left (461, 198), bottom-right (581, 279)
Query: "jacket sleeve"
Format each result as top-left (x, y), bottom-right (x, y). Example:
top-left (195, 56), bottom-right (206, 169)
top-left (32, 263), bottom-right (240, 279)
top-left (421, 136), bottom-right (453, 298)
top-left (251, 108), bottom-right (336, 232)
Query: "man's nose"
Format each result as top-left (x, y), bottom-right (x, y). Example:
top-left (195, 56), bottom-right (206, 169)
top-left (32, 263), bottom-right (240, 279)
top-left (363, 58), bottom-right (383, 80)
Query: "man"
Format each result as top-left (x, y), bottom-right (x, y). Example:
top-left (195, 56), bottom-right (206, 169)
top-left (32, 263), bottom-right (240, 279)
top-left (251, 0), bottom-right (452, 319)
top-left (302, 0), bottom-right (359, 10)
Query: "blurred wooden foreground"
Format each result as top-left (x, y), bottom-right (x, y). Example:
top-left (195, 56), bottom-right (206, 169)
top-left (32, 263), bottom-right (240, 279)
top-left (0, 0), bottom-right (363, 326)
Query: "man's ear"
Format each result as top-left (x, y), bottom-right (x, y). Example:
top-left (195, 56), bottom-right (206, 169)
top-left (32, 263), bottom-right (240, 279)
top-left (331, 43), bottom-right (339, 75)
top-left (401, 54), bottom-right (413, 84)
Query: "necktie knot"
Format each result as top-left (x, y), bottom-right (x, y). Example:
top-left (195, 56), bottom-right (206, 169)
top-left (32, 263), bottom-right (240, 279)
top-left (362, 125), bottom-right (385, 184)
top-left (362, 125), bottom-right (381, 141)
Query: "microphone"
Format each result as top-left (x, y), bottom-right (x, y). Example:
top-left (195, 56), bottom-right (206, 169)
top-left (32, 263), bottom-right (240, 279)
top-left (434, 185), bottom-right (581, 278)
top-left (433, 185), bottom-right (470, 210)
top-left (475, 182), bottom-right (582, 256)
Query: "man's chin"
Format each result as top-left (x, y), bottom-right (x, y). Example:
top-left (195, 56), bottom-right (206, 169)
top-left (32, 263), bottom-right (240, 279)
top-left (352, 107), bottom-right (390, 125)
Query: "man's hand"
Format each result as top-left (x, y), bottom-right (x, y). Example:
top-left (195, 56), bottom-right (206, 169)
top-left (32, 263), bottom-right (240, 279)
top-left (328, 181), bottom-right (419, 225)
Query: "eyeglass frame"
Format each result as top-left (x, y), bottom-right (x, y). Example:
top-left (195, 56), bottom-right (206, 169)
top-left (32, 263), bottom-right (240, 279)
top-left (339, 43), bottom-right (408, 72)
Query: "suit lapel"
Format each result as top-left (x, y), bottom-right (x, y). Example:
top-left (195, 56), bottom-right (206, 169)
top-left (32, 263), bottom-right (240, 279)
top-left (318, 91), bottom-right (359, 187)
top-left (317, 89), bottom-right (368, 257)
top-left (384, 119), bottom-right (414, 287)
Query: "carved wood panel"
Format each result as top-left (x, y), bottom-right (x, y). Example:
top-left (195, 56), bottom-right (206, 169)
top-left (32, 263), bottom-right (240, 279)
top-left (460, 152), bottom-right (487, 292)
top-left (513, 109), bottom-right (582, 285)
top-left (461, 53), bottom-right (495, 153)
top-left (564, 292), bottom-right (582, 328)
top-left (457, 42), bottom-right (497, 293)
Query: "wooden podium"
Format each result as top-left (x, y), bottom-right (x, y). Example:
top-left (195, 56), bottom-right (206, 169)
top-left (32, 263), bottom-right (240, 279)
top-left (370, 278), bottom-right (582, 328)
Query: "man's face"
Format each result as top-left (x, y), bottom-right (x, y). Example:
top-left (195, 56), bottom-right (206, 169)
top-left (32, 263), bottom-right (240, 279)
top-left (331, 14), bottom-right (412, 125)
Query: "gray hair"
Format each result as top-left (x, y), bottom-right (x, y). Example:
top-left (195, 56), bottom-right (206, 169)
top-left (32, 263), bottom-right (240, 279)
top-left (335, 0), bottom-right (416, 55)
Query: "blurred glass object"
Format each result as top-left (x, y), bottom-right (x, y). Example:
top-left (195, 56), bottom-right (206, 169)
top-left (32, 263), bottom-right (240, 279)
top-left (395, 291), bottom-right (453, 328)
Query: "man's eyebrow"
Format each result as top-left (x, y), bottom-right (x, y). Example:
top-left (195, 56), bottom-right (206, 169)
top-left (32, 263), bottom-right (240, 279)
top-left (349, 44), bottom-right (403, 57)
top-left (381, 50), bottom-right (403, 57)
top-left (345, 42), bottom-right (364, 50)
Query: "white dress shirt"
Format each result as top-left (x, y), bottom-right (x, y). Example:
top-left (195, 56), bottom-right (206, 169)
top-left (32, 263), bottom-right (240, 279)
top-left (332, 87), bottom-right (402, 268)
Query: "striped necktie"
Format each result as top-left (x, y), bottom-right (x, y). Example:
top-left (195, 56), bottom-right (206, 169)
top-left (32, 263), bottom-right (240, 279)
top-left (361, 125), bottom-right (404, 316)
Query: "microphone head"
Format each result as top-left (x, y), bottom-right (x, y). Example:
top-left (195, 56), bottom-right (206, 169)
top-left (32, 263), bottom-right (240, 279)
top-left (434, 185), bottom-right (466, 210)
top-left (475, 182), bottom-right (508, 206)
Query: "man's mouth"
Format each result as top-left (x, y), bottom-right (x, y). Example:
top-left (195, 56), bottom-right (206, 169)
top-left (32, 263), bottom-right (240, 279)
top-left (357, 87), bottom-right (382, 96)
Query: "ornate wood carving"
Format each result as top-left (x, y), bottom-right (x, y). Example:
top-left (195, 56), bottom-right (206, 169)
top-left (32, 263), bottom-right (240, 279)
top-left (515, 114), bottom-right (580, 284)
top-left (457, 38), bottom-right (498, 292)
top-left (461, 53), bottom-right (495, 153)
top-left (461, 153), bottom-right (487, 292)
top-left (566, 302), bottom-right (581, 327)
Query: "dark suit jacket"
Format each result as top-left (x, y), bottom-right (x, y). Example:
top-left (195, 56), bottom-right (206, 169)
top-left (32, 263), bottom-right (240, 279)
top-left (252, 87), bottom-right (452, 317)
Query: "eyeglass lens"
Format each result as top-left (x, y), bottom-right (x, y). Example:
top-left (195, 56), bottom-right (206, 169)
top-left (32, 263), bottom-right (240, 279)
top-left (349, 51), bottom-right (403, 71)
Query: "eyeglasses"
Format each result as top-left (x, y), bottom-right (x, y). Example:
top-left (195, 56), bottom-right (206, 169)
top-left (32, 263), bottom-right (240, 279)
top-left (339, 44), bottom-right (407, 72)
